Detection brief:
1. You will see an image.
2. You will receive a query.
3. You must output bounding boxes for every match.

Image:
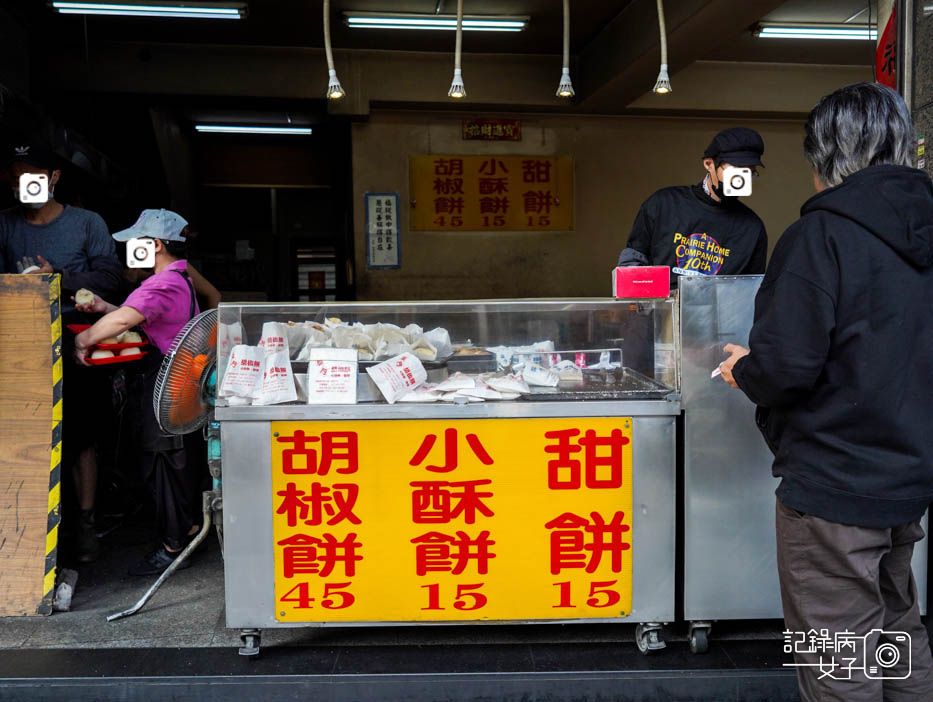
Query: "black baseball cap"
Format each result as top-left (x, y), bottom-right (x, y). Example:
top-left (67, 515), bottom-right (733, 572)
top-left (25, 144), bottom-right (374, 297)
top-left (5, 141), bottom-right (56, 171)
top-left (703, 127), bottom-right (765, 168)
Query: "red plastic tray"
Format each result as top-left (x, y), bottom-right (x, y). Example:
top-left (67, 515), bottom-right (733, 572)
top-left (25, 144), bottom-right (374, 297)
top-left (85, 350), bottom-right (147, 366)
top-left (66, 324), bottom-right (149, 349)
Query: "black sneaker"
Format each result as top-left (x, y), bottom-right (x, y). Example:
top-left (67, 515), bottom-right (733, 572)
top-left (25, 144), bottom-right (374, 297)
top-left (77, 519), bottom-right (101, 563)
top-left (128, 545), bottom-right (193, 577)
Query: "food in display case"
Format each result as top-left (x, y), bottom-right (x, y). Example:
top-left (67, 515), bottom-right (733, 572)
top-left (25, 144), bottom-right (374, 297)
top-left (216, 298), bottom-right (678, 407)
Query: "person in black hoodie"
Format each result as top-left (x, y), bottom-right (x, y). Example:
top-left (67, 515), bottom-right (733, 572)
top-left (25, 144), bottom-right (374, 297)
top-left (617, 127), bottom-right (768, 286)
top-left (719, 83), bottom-right (933, 701)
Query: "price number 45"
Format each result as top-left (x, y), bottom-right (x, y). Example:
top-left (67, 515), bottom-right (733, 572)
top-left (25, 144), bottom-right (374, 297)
top-left (280, 582), bottom-right (355, 610)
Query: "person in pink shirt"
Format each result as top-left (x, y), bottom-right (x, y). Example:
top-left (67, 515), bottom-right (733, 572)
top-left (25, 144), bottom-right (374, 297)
top-left (74, 209), bottom-right (203, 576)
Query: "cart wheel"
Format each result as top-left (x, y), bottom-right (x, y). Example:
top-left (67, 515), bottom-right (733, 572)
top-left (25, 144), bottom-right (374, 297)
top-left (238, 629), bottom-right (261, 658)
top-left (689, 627), bottom-right (709, 655)
top-left (635, 623), bottom-right (666, 655)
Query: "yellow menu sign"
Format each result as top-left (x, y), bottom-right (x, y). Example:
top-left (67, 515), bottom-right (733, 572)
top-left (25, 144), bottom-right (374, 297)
top-left (270, 417), bottom-right (632, 623)
top-left (409, 155), bottom-right (574, 231)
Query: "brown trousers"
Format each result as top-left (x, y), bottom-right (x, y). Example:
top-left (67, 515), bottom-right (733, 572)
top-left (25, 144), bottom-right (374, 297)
top-left (776, 499), bottom-right (933, 701)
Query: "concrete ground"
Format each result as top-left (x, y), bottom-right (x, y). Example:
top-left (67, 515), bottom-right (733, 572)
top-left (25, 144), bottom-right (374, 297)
top-left (0, 517), bottom-right (788, 654)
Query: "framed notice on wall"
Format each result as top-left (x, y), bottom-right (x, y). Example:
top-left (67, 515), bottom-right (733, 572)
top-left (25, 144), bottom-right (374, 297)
top-left (365, 192), bottom-right (401, 269)
top-left (409, 155), bottom-right (574, 231)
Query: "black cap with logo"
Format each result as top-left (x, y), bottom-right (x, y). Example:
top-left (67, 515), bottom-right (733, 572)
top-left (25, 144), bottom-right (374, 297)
top-left (5, 141), bottom-right (56, 171)
top-left (703, 127), bottom-right (765, 168)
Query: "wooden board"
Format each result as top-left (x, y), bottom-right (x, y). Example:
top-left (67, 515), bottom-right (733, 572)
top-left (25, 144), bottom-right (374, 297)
top-left (0, 274), bottom-right (60, 616)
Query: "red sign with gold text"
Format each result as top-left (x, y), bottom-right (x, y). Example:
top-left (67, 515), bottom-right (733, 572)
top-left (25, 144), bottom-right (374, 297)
top-left (876, 3), bottom-right (897, 89)
top-left (462, 119), bottom-right (522, 141)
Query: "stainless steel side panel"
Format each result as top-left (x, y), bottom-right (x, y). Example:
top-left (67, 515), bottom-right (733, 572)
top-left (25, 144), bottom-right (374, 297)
top-left (222, 412), bottom-right (676, 628)
top-left (681, 276), bottom-right (927, 620)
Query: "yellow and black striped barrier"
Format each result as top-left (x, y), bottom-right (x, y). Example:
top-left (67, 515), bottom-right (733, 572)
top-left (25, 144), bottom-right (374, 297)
top-left (39, 274), bottom-right (63, 615)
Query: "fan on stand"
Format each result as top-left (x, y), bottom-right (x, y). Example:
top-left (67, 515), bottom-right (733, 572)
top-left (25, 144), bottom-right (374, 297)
top-left (109, 309), bottom-right (222, 621)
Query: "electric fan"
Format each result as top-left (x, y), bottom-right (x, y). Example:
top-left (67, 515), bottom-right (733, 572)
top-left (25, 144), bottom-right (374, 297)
top-left (109, 309), bottom-right (223, 622)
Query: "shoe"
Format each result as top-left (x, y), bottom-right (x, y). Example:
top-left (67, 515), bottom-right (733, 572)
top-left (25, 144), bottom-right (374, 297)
top-left (128, 545), bottom-right (193, 577)
top-left (77, 518), bottom-right (101, 563)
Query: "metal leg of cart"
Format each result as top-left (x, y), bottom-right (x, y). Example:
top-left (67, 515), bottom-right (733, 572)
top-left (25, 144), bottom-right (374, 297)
top-left (106, 490), bottom-right (221, 622)
top-left (688, 620), bottom-right (712, 654)
top-left (635, 622), bottom-right (666, 654)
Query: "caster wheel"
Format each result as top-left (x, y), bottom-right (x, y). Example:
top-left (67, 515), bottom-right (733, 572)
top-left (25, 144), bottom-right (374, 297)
top-left (690, 627), bottom-right (710, 654)
top-left (238, 629), bottom-right (261, 657)
top-left (635, 623), bottom-right (666, 655)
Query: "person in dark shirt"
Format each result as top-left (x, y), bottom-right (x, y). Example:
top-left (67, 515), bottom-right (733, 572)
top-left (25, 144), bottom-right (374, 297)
top-left (719, 83), bottom-right (933, 701)
top-left (0, 141), bottom-right (123, 564)
top-left (618, 127), bottom-right (768, 285)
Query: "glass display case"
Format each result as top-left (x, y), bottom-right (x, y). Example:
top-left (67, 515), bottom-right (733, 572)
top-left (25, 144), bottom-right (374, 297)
top-left (215, 298), bottom-right (678, 415)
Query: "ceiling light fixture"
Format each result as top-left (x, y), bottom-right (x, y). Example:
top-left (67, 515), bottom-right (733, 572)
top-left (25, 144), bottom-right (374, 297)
top-left (447, 0), bottom-right (466, 99)
top-left (50, 2), bottom-right (246, 19)
top-left (757, 25), bottom-right (877, 40)
top-left (194, 125), bottom-right (312, 135)
top-left (556, 0), bottom-right (574, 98)
top-left (323, 0), bottom-right (345, 100)
top-left (652, 0), bottom-right (671, 94)
top-left (345, 12), bottom-right (527, 32)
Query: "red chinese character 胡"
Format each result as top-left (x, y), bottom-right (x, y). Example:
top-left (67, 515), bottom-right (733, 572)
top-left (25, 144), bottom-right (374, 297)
top-left (544, 511), bottom-right (631, 574)
top-left (433, 158), bottom-right (464, 176)
top-left (276, 430), bottom-right (359, 475)
top-left (409, 428), bottom-right (494, 472)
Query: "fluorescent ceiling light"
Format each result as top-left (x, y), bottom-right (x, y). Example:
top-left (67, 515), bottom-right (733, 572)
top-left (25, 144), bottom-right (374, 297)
top-left (51, 2), bottom-right (246, 19)
top-left (195, 125), bottom-right (311, 135)
top-left (345, 12), bottom-right (527, 32)
top-left (757, 25), bottom-right (877, 40)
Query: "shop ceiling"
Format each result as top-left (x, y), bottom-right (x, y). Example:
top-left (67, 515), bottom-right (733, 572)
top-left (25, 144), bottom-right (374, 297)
top-left (6, 0), bottom-right (877, 112)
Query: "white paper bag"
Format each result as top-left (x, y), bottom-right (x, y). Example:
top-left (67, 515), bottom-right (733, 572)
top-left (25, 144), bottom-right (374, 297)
top-left (258, 322), bottom-right (289, 356)
top-left (254, 349), bottom-right (298, 405)
top-left (365, 353), bottom-right (427, 404)
top-left (220, 344), bottom-right (265, 398)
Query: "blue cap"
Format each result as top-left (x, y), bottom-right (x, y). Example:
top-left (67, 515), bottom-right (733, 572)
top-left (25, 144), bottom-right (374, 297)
top-left (112, 209), bottom-right (188, 242)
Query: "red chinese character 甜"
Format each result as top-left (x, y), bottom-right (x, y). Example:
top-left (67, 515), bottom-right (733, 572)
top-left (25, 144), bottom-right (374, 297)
top-left (276, 430), bottom-right (359, 475)
top-left (411, 530), bottom-right (496, 575)
top-left (544, 511), bottom-right (631, 575)
top-left (544, 428), bottom-right (629, 490)
top-left (522, 159), bottom-right (552, 183)
top-left (410, 479), bottom-right (494, 524)
top-left (409, 428), bottom-right (494, 472)
top-left (277, 532), bottom-right (363, 578)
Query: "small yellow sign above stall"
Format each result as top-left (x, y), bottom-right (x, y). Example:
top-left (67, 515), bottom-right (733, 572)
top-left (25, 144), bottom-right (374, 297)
top-left (409, 155), bottom-right (574, 231)
top-left (270, 417), bottom-right (632, 622)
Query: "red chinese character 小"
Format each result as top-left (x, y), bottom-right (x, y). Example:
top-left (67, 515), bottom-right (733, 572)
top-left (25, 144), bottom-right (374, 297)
top-left (409, 428), bottom-right (494, 472)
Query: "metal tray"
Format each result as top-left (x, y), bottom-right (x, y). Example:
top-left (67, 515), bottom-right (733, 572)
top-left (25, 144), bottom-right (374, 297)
top-left (524, 367), bottom-right (672, 401)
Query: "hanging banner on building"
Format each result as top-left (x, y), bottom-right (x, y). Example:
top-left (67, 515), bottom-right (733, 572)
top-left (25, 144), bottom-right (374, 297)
top-left (409, 155), bottom-right (574, 231)
top-left (365, 193), bottom-right (401, 269)
top-left (462, 119), bottom-right (522, 141)
top-left (876, 3), bottom-right (897, 89)
top-left (270, 417), bottom-right (633, 623)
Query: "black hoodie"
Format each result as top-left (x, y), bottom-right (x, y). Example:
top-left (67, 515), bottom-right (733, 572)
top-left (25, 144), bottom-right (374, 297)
top-left (733, 165), bottom-right (933, 528)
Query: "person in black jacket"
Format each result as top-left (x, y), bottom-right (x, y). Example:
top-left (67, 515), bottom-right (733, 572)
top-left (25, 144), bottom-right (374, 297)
top-left (719, 83), bottom-right (933, 701)
top-left (617, 127), bottom-right (768, 285)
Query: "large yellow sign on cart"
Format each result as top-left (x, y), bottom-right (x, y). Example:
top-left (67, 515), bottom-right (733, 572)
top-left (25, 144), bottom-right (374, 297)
top-left (270, 417), bottom-right (633, 623)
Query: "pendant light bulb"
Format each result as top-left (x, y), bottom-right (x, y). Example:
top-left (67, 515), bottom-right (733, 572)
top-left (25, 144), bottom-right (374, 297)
top-left (323, 0), bottom-right (346, 100)
top-left (557, 67), bottom-right (574, 98)
top-left (327, 69), bottom-right (345, 100)
top-left (653, 64), bottom-right (671, 94)
top-left (652, 0), bottom-right (671, 95)
top-left (448, 68), bottom-right (466, 99)
top-left (448, 0), bottom-right (466, 99)
top-left (556, 0), bottom-right (574, 98)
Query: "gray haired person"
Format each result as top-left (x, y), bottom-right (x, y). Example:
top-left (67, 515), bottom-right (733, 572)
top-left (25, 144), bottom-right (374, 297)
top-left (720, 82), bottom-right (933, 700)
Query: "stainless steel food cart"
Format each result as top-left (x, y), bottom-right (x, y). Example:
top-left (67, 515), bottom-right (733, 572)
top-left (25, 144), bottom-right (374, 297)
top-left (679, 275), bottom-right (928, 653)
top-left (216, 299), bottom-right (679, 655)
